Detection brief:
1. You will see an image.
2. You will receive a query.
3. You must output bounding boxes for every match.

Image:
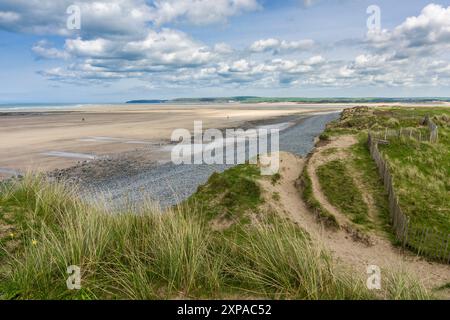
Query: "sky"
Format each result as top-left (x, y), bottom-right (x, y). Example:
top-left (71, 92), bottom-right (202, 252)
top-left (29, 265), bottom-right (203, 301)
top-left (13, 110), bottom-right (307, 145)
top-left (1, 0), bottom-right (450, 103)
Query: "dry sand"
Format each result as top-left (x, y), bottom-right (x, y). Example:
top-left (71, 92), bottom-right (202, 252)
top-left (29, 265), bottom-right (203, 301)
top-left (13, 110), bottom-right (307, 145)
top-left (260, 150), bottom-right (450, 294)
top-left (0, 103), bottom-right (342, 177)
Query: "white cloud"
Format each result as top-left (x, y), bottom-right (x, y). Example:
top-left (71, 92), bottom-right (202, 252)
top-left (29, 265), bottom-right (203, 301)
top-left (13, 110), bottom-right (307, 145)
top-left (249, 38), bottom-right (279, 52)
top-left (123, 29), bottom-right (214, 65)
top-left (149, 0), bottom-right (261, 25)
top-left (395, 3), bottom-right (450, 45)
top-left (338, 66), bottom-right (354, 78)
top-left (0, 0), bottom-right (261, 36)
top-left (249, 38), bottom-right (314, 53)
top-left (304, 55), bottom-right (325, 66)
top-left (0, 11), bottom-right (20, 23)
top-left (53, 28), bottom-right (216, 84)
top-left (213, 43), bottom-right (234, 55)
top-left (339, 4), bottom-right (450, 89)
top-left (353, 54), bottom-right (391, 69)
top-left (65, 38), bottom-right (115, 58)
top-left (32, 40), bottom-right (69, 59)
top-left (0, 0), bottom-right (152, 37)
top-left (367, 4), bottom-right (450, 55)
top-left (12, 2), bottom-right (450, 91)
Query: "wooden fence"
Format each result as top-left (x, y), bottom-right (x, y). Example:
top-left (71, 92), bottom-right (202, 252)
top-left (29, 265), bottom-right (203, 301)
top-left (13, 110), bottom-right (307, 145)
top-left (370, 115), bottom-right (439, 143)
top-left (370, 127), bottom-right (438, 144)
top-left (367, 133), bottom-right (450, 262)
top-left (423, 115), bottom-right (439, 143)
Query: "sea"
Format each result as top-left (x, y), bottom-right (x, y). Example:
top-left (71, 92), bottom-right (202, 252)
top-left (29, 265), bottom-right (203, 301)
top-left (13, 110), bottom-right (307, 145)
top-left (0, 103), bottom-right (133, 112)
top-left (0, 103), bottom-right (88, 111)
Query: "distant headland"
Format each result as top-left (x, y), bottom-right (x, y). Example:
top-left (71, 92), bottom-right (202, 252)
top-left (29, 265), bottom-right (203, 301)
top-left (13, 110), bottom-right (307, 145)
top-left (126, 97), bottom-right (450, 104)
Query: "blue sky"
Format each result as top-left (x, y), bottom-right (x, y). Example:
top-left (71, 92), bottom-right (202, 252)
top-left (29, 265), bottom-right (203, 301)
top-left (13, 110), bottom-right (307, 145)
top-left (1, 0), bottom-right (450, 103)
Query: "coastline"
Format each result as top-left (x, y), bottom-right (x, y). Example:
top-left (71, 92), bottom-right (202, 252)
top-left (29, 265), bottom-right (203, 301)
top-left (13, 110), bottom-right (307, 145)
top-left (1, 100), bottom-right (449, 113)
top-left (0, 103), bottom-right (343, 178)
top-left (51, 111), bottom-right (340, 209)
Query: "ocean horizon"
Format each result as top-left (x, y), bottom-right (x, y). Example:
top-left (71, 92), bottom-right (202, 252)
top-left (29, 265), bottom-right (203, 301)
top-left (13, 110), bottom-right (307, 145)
top-left (0, 103), bottom-right (126, 111)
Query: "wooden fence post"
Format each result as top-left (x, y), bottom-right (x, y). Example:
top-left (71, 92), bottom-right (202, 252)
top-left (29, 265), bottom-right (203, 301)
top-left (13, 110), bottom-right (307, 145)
top-left (367, 130), bottom-right (448, 262)
top-left (444, 235), bottom-right (450, 263)
top-left (403, 216), bottom-right (409, 247)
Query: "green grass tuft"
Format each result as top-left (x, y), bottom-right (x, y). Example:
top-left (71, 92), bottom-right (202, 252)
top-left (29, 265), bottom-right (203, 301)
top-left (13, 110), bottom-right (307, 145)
top-left (298, 166), bottom-right (339, 229)
top-left (0, 170), bottom-right (434, 300)
top-left (316, 160), bottom-right (370, 226)
top-left (186, 164), bottom-right (262, 222)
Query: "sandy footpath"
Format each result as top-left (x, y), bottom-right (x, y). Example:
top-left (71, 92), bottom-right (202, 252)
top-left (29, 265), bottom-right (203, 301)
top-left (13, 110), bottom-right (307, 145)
top-left (261, 151), bottom-right (450, 293)
top-left (0, 103), bottom-right (342, 177)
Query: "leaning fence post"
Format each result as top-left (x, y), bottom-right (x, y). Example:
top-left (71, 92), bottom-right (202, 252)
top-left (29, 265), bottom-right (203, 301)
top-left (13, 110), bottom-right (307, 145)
top-left (403, 217), bottom-right (409, 247)
top-left (444, 235), bottom-right (450, 263)
top-left (447, 234), bottom-right (450, 263)
top-left (422, 228), bottom-right (430, 255)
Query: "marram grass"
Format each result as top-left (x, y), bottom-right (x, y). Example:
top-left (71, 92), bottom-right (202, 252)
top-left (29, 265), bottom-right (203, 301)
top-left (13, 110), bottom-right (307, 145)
top-left (0, 174), bottom-right (433, 300)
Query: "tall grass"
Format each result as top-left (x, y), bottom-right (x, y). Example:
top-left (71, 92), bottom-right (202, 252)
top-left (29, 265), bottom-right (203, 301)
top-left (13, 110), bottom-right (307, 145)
top-left (316, 160), bottom-right (371, 227)
top-left (0, 182), bottom-right (222, 299)
top-left (297, 166), bottom-right (339, 229)
top-left (225, 220), bottom-right (371, 299)
top-left (382, 270), bottom-right (432, 300)
top-left (0, 175), bottom-right (433, 300)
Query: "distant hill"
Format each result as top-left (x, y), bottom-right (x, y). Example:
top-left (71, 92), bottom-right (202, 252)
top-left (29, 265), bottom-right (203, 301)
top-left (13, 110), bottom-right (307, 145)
top-left (172, 96), bottom-right (259, 103)
top-left (126, 99), bottom-right (168, 104)
top-left (126, 97), bottom-right (450, 104)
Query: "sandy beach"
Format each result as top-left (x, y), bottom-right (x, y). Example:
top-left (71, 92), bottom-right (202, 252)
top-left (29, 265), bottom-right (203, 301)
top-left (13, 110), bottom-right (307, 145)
top-left (0, 103), bottom-right (343, 178)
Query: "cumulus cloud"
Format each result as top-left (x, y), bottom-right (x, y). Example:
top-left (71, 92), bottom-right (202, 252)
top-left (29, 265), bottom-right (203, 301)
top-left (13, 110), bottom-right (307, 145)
top-left (0, 0), bottom-right (261, 36)
top-left (64, 28), bottom-right (215, 69)
top-left (213, 43), bottom-right (234, 55)
top-left (304, 55), bottom-right (325, 66)
top-left (148, 0), bottom-right (261, 25)
top-left (0, 0), bottom-right (152, 37)
top-left (249, 38), bottom-right (314, 53)
top-left (65, 38), bottom-right (115, 58)
top-left (366, 4), bottom-right (450, 55)
top-left (32, 40), bottom-right (69, 60)
top-left (394, 4), bottom-right (450, 46)
top-left (5, 1), bottom-right (450, 91)
top-left (335, 4), bottom-right (450, 88)
top-left (37, 64), bottom-right (131, 86)
top-left (0, 10), bottom-right (19, 23)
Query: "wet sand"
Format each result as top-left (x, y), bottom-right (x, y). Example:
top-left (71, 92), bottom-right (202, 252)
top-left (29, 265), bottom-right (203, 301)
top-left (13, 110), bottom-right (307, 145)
top-left (50, 112), bottom-right (340, 209)
top-left (0, 103), bottom-right (342, 178)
